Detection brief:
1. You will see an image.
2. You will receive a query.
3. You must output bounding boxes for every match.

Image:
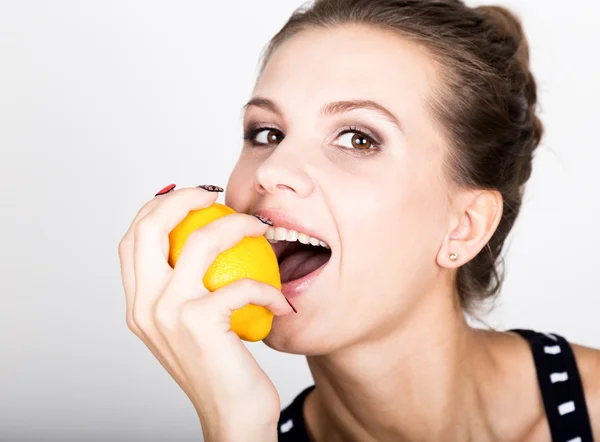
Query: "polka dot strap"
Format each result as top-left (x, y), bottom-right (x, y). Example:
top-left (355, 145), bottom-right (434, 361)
top-left (511, 329), bottom-right (594, 442)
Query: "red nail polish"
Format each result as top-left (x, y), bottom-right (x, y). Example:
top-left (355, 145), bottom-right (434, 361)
top-left (155, 184), bottom-right (176, 197)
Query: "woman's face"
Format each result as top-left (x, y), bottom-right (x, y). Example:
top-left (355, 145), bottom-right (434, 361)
top-left (226, 25), bottom-right (454, 354)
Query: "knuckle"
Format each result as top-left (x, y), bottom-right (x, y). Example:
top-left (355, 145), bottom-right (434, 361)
top-left (187, 226), bottom-right (222, 255)
top-left (227, 213), bottom-right (246, 223)
top-left (125, 315), bottom-right (138, 334)
top-left (185, 226), bottom-right (204, 242)
top-left (118, 236), bottom-right (131, 256)
top-left (140, 198), bottom-right (159, 212)
top-left (126, 314), bottom-right (147, 341)
top-left (134, 216), bottom-right (156, 239)
top-left (179, 303), bottom-right (196, 330)
top-left (205, 236), bottom-right (224, 257)
top-left (180, 302), bottom-right (204, 331)
top-left (229, 213), bottom-right (254, 230)
top-left (132, 307), bottom-right (152, 333)
top-left (154, 302), bottom-right (175, 331)
top-left (236, 278), bottom-right (263, 294)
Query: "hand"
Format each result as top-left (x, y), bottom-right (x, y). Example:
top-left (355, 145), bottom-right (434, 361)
top-left (117, 186), bottom-right (293, 441)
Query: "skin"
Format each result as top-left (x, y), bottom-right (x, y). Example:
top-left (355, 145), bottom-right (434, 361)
top-left (118, 187), bottom-right (294, 441)
top-left (223, 24), bottom-right (600, 441)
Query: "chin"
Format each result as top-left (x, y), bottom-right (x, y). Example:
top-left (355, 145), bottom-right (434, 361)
top-left (262, 318), bottom-right (315, 355)
top-left (262, 314), bottom-right (350, 356)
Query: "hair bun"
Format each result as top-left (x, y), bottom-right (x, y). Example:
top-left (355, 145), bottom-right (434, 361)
top-left (475, 5), bottom-right (530, 69)
top-left (476, 5), bottom-right (541, 146)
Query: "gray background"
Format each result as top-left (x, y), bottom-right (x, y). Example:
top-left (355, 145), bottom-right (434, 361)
top-left (1, 0), bottom-right (598, 440)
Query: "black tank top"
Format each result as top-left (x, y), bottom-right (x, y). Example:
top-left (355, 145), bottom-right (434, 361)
top-left (277, 329), bottom-right (594, 441)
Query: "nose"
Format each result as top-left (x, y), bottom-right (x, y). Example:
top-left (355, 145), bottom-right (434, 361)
top-left (254, 143), bottom-right (315, 198)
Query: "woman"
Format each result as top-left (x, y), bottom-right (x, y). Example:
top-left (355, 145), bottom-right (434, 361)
top-left (118, 0), bottom-right (599, 440)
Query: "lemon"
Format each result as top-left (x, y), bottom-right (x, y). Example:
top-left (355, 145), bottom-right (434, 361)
top-left (167, 203), bottom-right (281, 342)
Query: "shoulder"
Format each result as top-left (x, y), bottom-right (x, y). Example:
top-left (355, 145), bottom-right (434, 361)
top-left (571, 342), bottom-right (600, 435)
top-left (492, 329), bottom-right (597, 440)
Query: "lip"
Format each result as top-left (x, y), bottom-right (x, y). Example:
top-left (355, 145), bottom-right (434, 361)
top-left (252, 209), bottom-right (328, 244)
top-left (252, 208), bottom-right (332, 301)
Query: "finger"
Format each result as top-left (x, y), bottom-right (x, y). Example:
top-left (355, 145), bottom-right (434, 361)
top-left (209, 278), bottom-right (293, 316)
top-left (118, 191), bottom-right (170, 333)
top-left (154, 213), bottom-right (270, 330)
top-left (129, 186), bottom-right (221, 378)
top-left (118, 189), bottom-right (191, 388)
top-left (121, 183), bottom-right (178, 259)
top-left (164, 213), bottom-right (270, 305)
top-left (133, 186), bottom-right (220, 297)
top-left (178, 278), bottom-right (294, 337)
top-left (158, 279), bottom-right (291, 409)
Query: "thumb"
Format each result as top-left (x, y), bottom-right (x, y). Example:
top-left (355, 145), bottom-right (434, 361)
top-left (205, 278), bottom-right (294, 317)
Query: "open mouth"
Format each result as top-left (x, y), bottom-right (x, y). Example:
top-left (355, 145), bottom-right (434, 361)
top-left (265, 227), bottom-right (332, 284)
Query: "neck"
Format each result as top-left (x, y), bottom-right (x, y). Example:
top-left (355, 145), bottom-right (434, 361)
top-left (305, 288), bottom-right (495, 442)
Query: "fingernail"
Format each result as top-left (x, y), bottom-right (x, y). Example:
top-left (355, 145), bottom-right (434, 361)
top-left (286, 298), bottom-right (297, 313)
top-left (197, 184), bottom-right (224, 192)
top-left (155, 184), bottom-right (176, 196)
top-left (253, 214), bottom-right (274, 226)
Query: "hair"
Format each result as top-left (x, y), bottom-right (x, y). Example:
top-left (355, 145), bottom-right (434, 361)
top-left (258, 0), bottom-right (544, 313)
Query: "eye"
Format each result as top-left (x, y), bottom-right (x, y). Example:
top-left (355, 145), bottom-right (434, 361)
top-left (245, 127), bottom-right (284, 146)
top-left (333, 130), bottom-right (378, 151)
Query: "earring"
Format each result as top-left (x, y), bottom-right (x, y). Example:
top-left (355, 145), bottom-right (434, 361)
top-left (449, 253), bottom-right (458, 261)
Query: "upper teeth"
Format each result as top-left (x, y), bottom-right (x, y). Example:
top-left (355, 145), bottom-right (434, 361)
top-left (264, 226), bottom-right (329, 249)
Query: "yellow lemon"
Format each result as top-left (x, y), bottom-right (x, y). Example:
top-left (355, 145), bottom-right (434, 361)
top-left (167, 203), bottom-right (280, 342)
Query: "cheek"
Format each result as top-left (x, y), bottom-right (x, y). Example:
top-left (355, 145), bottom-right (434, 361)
top-left (224, 153), bottom-right (258, 210)
top-left (336, 158), bottom-right (448, 296)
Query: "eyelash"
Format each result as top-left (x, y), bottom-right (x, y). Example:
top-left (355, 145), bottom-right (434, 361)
top-left (243, 124), bottom-right (281, 145)
top-left (242, 124), bottom-right (382, 154)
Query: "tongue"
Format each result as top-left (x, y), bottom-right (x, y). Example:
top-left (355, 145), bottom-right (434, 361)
top-left (279, 249), bottom-right (329, 283)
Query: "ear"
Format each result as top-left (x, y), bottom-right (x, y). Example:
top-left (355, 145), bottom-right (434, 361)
top-left (436, 189), bottom-right (503, 269)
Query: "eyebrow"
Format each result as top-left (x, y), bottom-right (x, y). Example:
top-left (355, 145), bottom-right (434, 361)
top-left (243, 97), bottom-right (403, 132)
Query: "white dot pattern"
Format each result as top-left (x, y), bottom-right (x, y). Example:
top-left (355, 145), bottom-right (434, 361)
top-left (550, 372), bottom-right (569, 383)
top-left (278, 331), bottom-right (594, 442)
top-left (558, 401), bottom-right (576, 416)
top-left (510, 329), bottom-right (594, 442)
top-left (280, 419), bottom-right (294, 433)
top-left (544, 345), bottom-right (561, 355)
